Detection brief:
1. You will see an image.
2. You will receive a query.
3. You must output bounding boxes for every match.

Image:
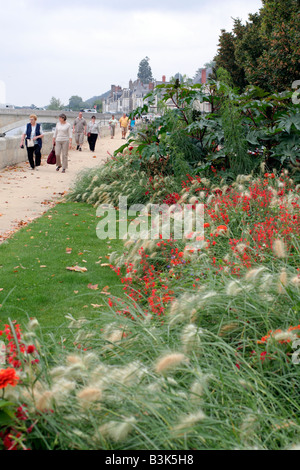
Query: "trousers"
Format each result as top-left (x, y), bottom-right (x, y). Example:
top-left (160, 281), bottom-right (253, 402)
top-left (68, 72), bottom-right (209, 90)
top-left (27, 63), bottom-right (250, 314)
top-left (55, 140), bottom-right (69, 169)
top-left (88, 133), bottom-right (98, 151)
top-left (27, 144), bottom-right (41, 169)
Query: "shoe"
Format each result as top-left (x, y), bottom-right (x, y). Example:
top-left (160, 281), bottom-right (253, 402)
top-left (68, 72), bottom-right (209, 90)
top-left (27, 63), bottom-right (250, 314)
top-left (62, 169), bottom-right (66, 173)
top-left (79, 147), bottom-right (82, 151)
top-left (76, 145), bottom-right (79, 150)
top-left (56, 166), bottom-right (61, 171)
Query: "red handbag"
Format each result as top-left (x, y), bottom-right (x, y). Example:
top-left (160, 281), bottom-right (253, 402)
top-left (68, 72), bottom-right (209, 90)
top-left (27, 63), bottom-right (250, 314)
top-left (47, 147), bottom-right (56, 165)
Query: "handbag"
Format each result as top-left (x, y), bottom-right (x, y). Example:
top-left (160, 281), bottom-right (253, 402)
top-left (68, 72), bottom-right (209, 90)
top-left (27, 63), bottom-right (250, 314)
top-left (47, 147), bottom-right (56, 165)
top-left (27, 139), bottom-right (35, 148)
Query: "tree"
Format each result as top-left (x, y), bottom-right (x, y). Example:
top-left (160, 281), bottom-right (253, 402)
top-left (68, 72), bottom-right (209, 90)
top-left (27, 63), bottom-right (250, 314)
top-left (214, 29), bottom-right (247, 90)
top-left (47, 97), bottom-right (64, 110)
top-left (68, 95), bottom-right (85, 111)
top-left (137, 57), bottom-right (153, 84)
top-left (214, 0), bottom-right (300, 92)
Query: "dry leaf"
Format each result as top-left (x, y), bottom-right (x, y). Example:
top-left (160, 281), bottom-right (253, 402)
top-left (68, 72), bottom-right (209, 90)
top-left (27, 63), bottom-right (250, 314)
top-left (66, 248), bottom-right (72, 254)
top-left (66, 266), bottom-right (88, 273)
top-left (87, 284), bottom-right (99, 291)
top-left (91, 304), bottom-right (105, 308)
top-left (101, 263), bottom-right (110, 267)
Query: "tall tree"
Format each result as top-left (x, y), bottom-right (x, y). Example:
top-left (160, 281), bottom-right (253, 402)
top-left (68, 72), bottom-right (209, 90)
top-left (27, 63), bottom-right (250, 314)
top-left (68, 95), bottom-right (85, 111)
top-left (214, 0), bottom-right (300, 92)
top-left (48, 97), bottom-right (64, 110)
top-left (214, 30), bottom-right (247, 90)
top-left (137, 57), bottom-right (153, 84)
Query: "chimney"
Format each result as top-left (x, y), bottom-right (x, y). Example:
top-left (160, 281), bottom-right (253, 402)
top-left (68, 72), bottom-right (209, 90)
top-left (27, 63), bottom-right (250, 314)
top-left (149, 82), bottom-right (154, 91)
top-left (201, 69), bottom-right (207, 84)
top-left (162, 75), bottom-right (166, 83)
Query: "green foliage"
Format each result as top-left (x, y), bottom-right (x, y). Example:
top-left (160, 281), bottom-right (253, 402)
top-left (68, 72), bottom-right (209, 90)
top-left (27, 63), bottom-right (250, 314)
top-left (115, 78), bottom-right (300, 179)
top-left (214, 0), bottom-right (300, 92)
top-left (68, 95), bottom-right (87, 111)
top-left (47, 97), bottom-right (64, 110)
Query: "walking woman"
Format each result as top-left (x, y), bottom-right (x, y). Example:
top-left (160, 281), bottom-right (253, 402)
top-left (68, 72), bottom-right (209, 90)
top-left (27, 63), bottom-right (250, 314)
top-left (53, 113), bottom-right (72, 173)
top-left (20, 114), bottom-right (44, 170)
top-left (87, 116), bottom-right (100, 152)
top-left (108, 114), bottom-right (118, 139)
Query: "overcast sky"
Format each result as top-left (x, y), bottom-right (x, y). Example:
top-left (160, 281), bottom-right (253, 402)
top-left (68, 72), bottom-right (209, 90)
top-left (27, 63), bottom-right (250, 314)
top-left (0, 0), bottom-right (262, 107)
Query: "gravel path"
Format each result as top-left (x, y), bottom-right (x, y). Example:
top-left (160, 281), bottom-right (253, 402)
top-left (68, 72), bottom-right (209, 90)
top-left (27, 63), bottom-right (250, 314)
top-left (0, 133), bottom-right (122, 241)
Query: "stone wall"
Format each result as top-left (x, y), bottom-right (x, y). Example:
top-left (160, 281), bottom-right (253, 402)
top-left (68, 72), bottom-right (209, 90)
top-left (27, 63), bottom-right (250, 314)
top-left (0, 125), bottom-right (111, 170)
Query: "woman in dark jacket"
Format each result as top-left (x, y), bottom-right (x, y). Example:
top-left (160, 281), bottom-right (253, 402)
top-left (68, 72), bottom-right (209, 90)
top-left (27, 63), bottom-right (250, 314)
top-left (20, 114), bottom-right (44, 170)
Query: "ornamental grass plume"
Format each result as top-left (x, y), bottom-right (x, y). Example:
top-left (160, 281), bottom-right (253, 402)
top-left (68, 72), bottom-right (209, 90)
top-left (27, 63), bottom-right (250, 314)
top-left (226, 281), bottom-right (243, 296)
top-left (190, 381), bottom-right (204, 403)
top-left (77, 387), bottom-right (102, 406)
top-left (36, 391), bottom-right (54, 412)
top-left (278, 269), bottom-right (288, 294)
top-left (155, 353), bottom-right (189, 375)
top-left (240, 414), bottom-right (259, 444)
top-left (245, 267), bottom-right (265, 281)
top-left (172, 410), bottom-right (206, 435)
top-left (291, 276), bottom-right (300, 288)
top-left (273, 239), bottom-right (287, 259)
top-left (181, 325), bottom-right (203, 354)
top-left (98, 417), bottom-right (137, 443)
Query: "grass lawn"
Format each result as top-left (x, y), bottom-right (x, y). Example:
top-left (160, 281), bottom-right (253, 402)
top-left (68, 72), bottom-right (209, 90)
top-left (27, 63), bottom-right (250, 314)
top-left (0, 202), bottom-right (125, 330)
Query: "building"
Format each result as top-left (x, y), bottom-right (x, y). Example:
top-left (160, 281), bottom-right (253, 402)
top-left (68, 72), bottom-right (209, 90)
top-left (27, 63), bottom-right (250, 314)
top-left (103, 76), bottom-right (171, 115)
top-left (193, 68), bottom-right (213, 114)
top-left (102, 70), bottom-right (213, 115)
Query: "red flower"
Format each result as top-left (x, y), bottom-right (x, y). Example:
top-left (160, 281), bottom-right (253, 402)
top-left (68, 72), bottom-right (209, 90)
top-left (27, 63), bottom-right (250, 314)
top-left (0, 368), bottom-right (20, 389)
top-left (27, 345), bottom-right (35, 354)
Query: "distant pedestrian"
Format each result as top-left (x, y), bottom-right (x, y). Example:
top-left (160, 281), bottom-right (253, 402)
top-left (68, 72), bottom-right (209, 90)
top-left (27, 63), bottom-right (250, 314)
top-left (20, 114), bottom-right (44, 170)
top-left (130, 117), bottom-right (136, 132)
top-left (87, 116), bottom-right (100, 152)
top-left (119, 113), bottom-right (129, 139)
top-left (73, 112), bottom-right (87, 151)
top-left (53, 113), bottom-right (72, 173)
top-left (109, 115), bottom-right (118, 139)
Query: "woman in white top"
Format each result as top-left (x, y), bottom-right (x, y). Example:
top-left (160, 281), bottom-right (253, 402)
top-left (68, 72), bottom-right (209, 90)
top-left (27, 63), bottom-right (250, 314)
top-left (108, 115), bottom-right (118, 139)
top-left (87, 116), bottom-right (100, 152)
top-left (53, 114), bottom-right (72, 173)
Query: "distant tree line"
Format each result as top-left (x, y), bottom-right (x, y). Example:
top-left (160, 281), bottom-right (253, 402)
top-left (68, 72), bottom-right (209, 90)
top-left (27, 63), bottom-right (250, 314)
top-left (47, 95), bottom-right (102, 112)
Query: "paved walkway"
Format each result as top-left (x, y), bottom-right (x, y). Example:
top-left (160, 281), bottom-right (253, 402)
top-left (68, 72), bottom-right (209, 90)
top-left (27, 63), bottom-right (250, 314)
top-left (0, 133), bottom-right (122, 242)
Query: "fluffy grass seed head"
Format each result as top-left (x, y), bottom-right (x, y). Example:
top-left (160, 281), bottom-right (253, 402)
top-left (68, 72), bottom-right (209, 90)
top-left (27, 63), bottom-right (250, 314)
top-left (98, 417), bottom-right (137, 443)
top-left (273, 239), bottom-right (287, 259)
top-left (155, 353), bottom-right (189, 375)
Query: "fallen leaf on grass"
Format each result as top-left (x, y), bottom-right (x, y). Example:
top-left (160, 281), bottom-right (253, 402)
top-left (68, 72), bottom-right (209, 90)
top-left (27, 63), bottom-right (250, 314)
top-left (66, 248), bottom-right (72, 254)
top-left (91, 304), bottom-right (105, 309)
top-left (87, 284), bottom-right (99, 290)
top-left (40, 265), bottom-right (47, 268)
top-left (100, 263), bottom-right (110, 267)
top-left (100, 286), bottom-right (111, 295)
top-left (66, 266), bottom-right (88, 273)
top-left (74, 291), bottom-right (79, 294)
